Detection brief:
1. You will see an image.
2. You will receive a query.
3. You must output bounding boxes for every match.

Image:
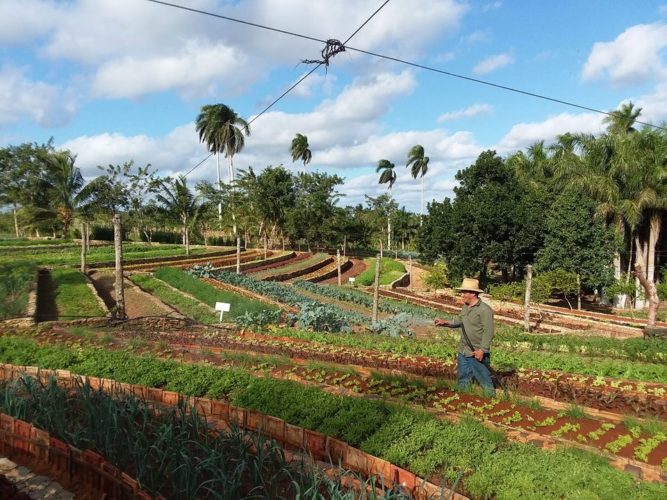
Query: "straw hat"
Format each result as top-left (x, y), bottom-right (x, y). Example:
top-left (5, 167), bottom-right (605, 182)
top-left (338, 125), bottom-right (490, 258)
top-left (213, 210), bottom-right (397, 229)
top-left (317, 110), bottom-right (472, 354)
top-left (455, 277), bottom-right (484, 294)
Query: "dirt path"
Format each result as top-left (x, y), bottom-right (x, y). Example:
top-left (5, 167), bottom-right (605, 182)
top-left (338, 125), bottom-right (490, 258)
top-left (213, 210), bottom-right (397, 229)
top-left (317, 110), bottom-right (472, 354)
top-left (35, 269), bottom-right (58, 322)
top-left (0, 457), bottom-right (73, 499)
top-left (88, 271), bottom-right (178, 319)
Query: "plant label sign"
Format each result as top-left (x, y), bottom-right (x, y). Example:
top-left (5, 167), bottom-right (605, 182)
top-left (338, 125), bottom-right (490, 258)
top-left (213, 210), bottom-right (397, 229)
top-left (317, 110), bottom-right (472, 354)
top-left (215, 302), bottom-right (231, 322)
top-left (349, 277), bottom-right (356, 283)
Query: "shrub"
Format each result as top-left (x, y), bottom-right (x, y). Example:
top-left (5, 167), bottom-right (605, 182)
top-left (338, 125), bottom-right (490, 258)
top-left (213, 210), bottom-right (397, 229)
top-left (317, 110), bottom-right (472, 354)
top-left (424, 262), bottom-right (448, 290)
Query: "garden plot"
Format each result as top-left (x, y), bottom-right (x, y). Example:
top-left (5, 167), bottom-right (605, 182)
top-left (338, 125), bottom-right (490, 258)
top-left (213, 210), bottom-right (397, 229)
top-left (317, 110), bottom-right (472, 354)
top-left (34, 268), bottom-right (106, 322)
top-left (1, 332), bottom-right (665, 497)
top-left (249, 252), bottom-right (332, 281)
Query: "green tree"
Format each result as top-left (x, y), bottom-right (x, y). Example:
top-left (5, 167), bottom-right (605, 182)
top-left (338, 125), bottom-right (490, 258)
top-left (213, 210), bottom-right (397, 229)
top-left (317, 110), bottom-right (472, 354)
top-left (155, 175), bottom-right (203, 255)
top-left (290, 133), bottom-right (312, 174)
top-left (376, 159), bottom-right (396, 251)
top-left (195, 103), bottom-right (250, 233)
top-left (45, 150), bottom-right (84, 237)
top-left (286, 172), bottom-right (344, 251)
top-left (535, 189), bottom-right (616, 306)
top-left (406, 144), bottom-right (429, 225)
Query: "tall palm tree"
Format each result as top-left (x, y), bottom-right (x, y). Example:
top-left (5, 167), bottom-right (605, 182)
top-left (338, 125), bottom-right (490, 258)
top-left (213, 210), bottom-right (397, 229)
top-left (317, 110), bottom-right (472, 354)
top-left (195, 104), bottom-right (250, 234)
top-left (45, 151), bottom-right (84, 237)
top-left (155, 175), bottom-right (203, 255)
top-left (290, 133), bottom-right (312, 174)
top-left (603, 102), bottom-right (642, 135)
top-left (406, 145), bottom-right (429, 226)
top-left (377, 159), bottom-right (396, 250)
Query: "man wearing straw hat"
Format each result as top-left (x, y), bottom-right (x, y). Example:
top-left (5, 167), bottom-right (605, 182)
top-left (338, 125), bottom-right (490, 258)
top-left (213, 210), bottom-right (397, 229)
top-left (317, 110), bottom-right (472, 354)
top-left (434, 277), bottom-right (495, 396)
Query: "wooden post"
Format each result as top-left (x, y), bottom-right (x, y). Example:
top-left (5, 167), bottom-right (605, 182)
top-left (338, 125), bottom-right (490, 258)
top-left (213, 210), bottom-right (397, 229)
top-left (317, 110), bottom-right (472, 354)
top-left (343, 235), bottom-right (347, 257)
top-left (409, 255), bottom-right (413, 292)
top-left (576, 273), bottom-right (581, 310)
top-left (80, 222), bottom-right (86, 273)
top-left (372, 253), bottom-right (380, 322)
top-left (337, 249), bottom-right (342, 286)
top-left (85, 222), bottom-right (90, 253)
top-left (236, 236), bottom-right (241, 274)
top-left (524, 265), bottom-right (532, 332)
top-left (112, 214), bottom-right (126, 319)
top-left (379, 239), bottom-right (383, 259)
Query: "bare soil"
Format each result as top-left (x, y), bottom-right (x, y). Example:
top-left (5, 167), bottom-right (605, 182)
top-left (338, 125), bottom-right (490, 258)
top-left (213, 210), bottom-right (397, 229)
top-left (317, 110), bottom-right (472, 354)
top-left (87, 271), bottom-right (177, 319)
top-left (35, 269), bottom-right (58, 322)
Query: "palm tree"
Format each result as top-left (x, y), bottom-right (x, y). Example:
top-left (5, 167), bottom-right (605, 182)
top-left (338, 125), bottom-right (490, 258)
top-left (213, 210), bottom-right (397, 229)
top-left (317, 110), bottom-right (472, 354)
top-left (406, 145), bottom-right (429, 226)
top-left (377, 159), bottom-right (396, 250)
top-left (45, 151), bottom-right (84, 237)
top-left (195, 104), bottom-right (250, 234)
top-left (155, 175), bottom-right (203, 255)
top-left (290, 133), bottom-right (312, 174)
top-left (603, 102), bottom-right (642, 135)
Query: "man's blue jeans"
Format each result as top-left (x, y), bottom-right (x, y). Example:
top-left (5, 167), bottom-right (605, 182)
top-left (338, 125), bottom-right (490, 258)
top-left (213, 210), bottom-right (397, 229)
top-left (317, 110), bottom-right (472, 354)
top-left (457, 352), bottom-right (495, 396)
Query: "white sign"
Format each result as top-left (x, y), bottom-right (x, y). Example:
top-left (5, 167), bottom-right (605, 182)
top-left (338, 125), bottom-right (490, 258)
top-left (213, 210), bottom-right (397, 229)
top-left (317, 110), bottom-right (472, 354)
top-left (215, 302), bottom-right (231, 322)
top-left (348, 277), bottom-right (356, 283)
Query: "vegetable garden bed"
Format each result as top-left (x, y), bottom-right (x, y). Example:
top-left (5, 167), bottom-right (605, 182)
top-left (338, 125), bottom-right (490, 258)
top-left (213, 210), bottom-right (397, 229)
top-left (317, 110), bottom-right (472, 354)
top-left (1, 334), bottom-right (665, 498)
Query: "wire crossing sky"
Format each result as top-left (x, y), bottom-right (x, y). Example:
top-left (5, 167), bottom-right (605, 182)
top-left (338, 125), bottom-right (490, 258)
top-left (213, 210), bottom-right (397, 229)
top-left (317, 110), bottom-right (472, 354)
top-left (2, 1), bottom-right (667, 211)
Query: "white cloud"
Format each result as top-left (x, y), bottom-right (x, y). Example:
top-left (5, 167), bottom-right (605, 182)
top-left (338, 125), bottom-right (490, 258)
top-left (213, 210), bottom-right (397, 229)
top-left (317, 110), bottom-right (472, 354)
top-left (19, 0), bottom-right (466, 101)
top-left (582, 23), bottom-right (667, 86)
top-left (0, 66), bottom-right (77, 127)
top-left (92, 41), bottom-right (248, 99)
top-left (473, 52), bottom-right (513, 74)
top-left (0, 0), bottom-right (61, 44)
top-left (437, 103), bottom-right (493, 123)
top-left (462, 30), bottom-right (490, 44)
top-left (498, 112), bottom-right (604, 151)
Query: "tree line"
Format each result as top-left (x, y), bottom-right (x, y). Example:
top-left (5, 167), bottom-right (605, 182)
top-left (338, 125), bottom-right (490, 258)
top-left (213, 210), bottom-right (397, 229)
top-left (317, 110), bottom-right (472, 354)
top-left (418, 103), bottom-right (666, 315)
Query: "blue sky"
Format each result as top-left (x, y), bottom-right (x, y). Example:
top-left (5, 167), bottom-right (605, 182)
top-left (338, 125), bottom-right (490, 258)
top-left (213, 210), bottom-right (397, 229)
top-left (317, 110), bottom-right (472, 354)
top-left (2, 0), bottom-right (667, 213)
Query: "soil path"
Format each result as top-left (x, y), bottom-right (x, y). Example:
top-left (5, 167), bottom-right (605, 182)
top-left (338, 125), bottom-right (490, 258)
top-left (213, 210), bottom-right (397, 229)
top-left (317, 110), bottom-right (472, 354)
top-left (0, 457), bottom-right (73, 499)
top-left (35, 269), bottom-right (58, 322)
top-left (88, 271), bottom-right (178, 319)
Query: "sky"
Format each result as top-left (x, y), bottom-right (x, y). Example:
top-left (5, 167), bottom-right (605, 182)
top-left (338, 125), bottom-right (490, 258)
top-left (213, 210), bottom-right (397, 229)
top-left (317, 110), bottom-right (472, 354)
top-left (2, 0), bottom-right (667, 213)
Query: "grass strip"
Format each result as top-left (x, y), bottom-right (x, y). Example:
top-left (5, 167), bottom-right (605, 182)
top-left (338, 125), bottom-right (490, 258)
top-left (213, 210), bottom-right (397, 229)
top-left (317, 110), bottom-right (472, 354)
top-left (154, 267), bottom-right (276, 319)
top-left (0, 335), bottom-right (663, 499)
top-left (129, 274), bottom-right (218, 324)
top-left (355, 258), bottom-right (406, 286)
top-left (51, 268), bottom-right (105, 319)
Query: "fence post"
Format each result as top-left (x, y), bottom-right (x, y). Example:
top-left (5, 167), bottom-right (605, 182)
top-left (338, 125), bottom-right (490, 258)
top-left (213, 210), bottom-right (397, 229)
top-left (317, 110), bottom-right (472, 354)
top-left (337, 249), bottom-right (342, 286)
top-left (372, 254), bottom-right (381, 322)
top-left (408, 255), bottom-right (413, 292)
top-left (236, 236), bottom-right (241, 274)
top-left (524, 265), bottom-right (532, 332)
top-left (112, 214), bottom-right (126, 319)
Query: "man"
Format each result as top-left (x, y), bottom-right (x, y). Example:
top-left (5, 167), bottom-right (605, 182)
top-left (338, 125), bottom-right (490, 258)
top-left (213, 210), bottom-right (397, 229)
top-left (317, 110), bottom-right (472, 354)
top-left (434, 277), bottom-right (495, 396)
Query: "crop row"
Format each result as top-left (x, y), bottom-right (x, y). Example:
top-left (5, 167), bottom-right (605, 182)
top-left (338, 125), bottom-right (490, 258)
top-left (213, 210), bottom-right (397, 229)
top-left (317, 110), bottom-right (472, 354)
top-left (293, 280), bottom-right (441, 319)
top-left (50, 268), bottom-right (106, 319)
top-left (0, 374), bottom-right (365, 499)
top-left (0, 336), bottom-right (663, 499)
top-left (249, 252), bottom-right (331, 281)
top-left (153, 267), bottom-right (276, 319)
top-left (0, 263), bottom-right (36, 320)
top-left (193, 269), bottom-right (369, 328)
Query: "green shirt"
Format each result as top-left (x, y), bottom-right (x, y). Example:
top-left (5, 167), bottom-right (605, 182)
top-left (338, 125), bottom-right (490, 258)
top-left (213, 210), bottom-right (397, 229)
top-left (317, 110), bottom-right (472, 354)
top-left (449, 299), bottom-right (494, 356)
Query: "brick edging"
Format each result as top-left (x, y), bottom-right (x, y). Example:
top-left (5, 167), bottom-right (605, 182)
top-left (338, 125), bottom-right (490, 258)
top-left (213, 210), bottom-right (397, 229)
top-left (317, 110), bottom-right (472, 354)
top-left (0, 363), bottom-right (466, 499)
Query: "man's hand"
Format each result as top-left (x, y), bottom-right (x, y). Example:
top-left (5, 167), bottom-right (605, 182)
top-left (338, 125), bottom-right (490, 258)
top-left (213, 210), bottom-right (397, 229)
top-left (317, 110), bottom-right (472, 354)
top-left (434, 318), bottom-right (450, 327)
top-left (472, 349), bottom-right (485, 361)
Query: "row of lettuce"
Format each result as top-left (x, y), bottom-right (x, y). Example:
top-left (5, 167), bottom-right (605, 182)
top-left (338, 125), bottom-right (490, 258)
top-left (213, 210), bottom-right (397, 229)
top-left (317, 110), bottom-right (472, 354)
top-left (0, 335), bottom-right (664, 499)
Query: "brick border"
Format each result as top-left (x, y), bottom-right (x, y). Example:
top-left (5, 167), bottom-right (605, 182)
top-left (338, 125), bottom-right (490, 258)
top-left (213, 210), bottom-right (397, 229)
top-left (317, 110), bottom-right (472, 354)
top-left (0, 364), bottom-right (466, 499)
